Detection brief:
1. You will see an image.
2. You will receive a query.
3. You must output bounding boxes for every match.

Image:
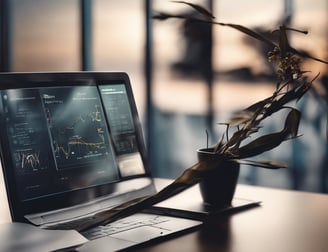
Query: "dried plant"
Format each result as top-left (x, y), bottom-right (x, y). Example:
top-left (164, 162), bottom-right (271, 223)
top-left (77, 2), bottom-right (328, 231)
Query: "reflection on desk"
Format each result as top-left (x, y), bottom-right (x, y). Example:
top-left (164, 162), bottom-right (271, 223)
top-left (136, 179), bottom-right (328, 252)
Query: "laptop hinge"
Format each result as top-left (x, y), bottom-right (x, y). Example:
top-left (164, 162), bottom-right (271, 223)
top-left (25, 177), bottom-right (156, 226)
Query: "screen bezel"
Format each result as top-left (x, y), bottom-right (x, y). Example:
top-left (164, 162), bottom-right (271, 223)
top-left (0, 72), bottom-right (154, 222)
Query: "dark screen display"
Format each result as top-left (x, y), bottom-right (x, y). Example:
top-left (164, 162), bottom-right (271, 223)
top-left (0, 84), bottom-right (145, 202)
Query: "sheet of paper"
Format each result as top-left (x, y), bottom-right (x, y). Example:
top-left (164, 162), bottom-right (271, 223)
top-left (0, 222), bottom-right (88, 252)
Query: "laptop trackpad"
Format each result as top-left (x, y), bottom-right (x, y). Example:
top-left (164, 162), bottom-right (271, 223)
top-left (79, 236), bottom-right (136, 252)
top-left (110, 225), bottom-right (171, 243)
top-left (79, 226), bottom-right (170, 252)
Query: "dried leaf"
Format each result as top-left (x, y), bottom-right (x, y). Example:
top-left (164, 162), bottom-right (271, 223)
top-left (290, 47), bottom-right (328, 64)
top-left (245, 96), bottom-right (273, 113)
top-left (278, 26), bottom-right (290, 57)
top-left (221, 129), bottom-right (250, 152)
top-left (237, 109), bottom-right (300, 159)
top-left (283, 109), bottom-right (301, 137)
top-left (284, 26), bottom-right (308, 35)
top-left (237, 159), bottom-right (288, 169)
top-left (237, 131), bottom-right (289, 159)
top-left (227, 111), bottom-right (254, 126)
top-left (172, 1), bottom-right (215, 19)
top-left (227, 96), bottom-right (273, 126)
top-left (215, 23), bottom-right (276, 48)
top-left (152, 12), bottom-right (185, 20)
top-left (263, 82), bottom-right (308, 118)
top-left (295, 74), bottom-right (319, 103)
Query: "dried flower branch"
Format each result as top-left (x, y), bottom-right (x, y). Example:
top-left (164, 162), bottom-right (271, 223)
top-left (77, 2), bottom-right (328, 231)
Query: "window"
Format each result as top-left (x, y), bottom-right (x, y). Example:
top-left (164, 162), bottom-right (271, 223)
top-left (12, 0), bottom-right (80, 71)
top-left (1, 0), bottom-right (327, 193)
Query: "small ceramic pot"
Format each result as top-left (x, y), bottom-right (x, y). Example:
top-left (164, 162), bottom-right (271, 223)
top-left (197, 148), bottom-right (240, 209)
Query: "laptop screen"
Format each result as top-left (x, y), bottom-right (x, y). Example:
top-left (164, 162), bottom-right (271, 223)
top-left (0, 72), bottom-right (155, 221)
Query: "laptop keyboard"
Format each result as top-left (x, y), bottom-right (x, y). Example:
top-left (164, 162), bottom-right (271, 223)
top-left (81, 214), bottom-right (171, 240)
top-left (44, 213), bottom-right (171, 240)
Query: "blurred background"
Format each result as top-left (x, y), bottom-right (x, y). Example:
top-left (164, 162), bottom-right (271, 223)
top-left (0, 0), bottom-right (327, 193)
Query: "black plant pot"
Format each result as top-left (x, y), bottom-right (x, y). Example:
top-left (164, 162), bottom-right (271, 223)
top-left (198, 148), bottom-right (240, 209)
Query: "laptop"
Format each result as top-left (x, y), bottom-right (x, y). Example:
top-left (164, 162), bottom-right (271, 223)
top-left (0, 72), bottom-right (203, 251)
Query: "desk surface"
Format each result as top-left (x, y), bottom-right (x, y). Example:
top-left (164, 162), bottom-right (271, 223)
top-left (1, 178), bottom-right (328, 252)
top-left (137, 179), bottom-right (328, 252)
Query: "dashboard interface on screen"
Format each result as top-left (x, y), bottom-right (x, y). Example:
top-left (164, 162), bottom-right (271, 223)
top-left (0, 84), bottom-right (146, 202)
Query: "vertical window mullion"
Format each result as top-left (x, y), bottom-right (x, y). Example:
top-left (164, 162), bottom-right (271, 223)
top-left (0, 0), bottom-right (12, 72)
top-left (81, 0), bottom-right (92, 71)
